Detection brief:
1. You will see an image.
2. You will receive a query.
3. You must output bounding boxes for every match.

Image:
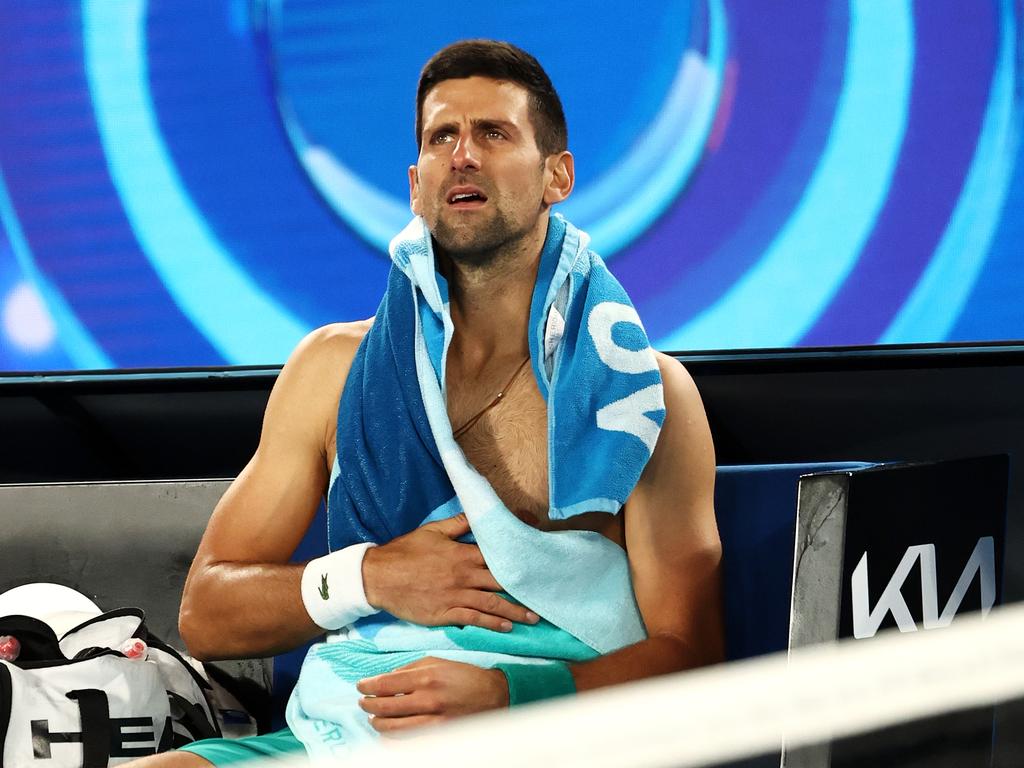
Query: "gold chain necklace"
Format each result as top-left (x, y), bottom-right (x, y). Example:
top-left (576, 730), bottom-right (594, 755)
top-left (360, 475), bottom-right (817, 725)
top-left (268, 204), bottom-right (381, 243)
top-left (452, 355), bottom-right (531, 440)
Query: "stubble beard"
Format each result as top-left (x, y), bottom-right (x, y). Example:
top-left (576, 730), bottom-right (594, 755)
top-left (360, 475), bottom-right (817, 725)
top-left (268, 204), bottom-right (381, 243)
top-left (430, 201), bottom-right (537, 271)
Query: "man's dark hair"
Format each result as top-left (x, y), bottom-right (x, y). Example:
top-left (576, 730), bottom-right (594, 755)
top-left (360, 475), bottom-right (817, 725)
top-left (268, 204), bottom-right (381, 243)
top-left (416, 40), bottom-right (568, 157)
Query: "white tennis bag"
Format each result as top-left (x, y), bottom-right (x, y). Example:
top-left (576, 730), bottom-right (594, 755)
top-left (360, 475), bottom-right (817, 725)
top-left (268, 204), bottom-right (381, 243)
top-left (0, 609), bottom-right (220, 767)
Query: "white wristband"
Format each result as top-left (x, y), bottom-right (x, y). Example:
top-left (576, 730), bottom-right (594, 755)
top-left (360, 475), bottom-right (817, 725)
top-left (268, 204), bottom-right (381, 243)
top-left (301, 542), bottom-right (378, 631)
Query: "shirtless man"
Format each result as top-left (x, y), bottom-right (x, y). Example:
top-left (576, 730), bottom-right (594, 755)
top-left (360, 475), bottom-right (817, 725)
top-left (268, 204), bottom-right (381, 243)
top-left (140, 40), bottom-right (722, 765)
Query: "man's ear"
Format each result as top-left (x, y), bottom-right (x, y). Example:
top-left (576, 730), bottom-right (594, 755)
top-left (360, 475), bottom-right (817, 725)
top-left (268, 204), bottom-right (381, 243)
top-left (408, 165), bottom-right (422, 215)
top-left (543, 151), bottom-right (574, 206)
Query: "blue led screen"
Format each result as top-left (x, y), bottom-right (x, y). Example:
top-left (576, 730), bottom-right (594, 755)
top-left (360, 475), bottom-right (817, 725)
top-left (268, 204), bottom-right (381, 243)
top-left (0, 0), bottom-right (1021, 371)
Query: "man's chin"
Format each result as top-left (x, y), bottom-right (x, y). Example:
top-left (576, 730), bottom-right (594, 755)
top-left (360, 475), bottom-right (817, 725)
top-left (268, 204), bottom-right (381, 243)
top-left (432, 222), bottom-right (505, 262)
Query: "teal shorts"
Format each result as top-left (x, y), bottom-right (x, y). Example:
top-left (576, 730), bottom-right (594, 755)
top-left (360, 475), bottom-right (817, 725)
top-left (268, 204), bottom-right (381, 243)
top-left (178, 727), bottom-right (306, 765)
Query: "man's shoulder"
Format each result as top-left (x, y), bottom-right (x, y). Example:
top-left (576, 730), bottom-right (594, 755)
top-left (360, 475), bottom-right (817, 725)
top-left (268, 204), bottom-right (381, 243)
top-left (304, 318), bottom-right (375, 354)
top-left (286, 319), bottom-right (374, 375)
top-left (653, 351), bottom-right (698, 401)
top-left (270, 319), bottom-right (374, 413)
top-left (648, 350), bottom-right (710, 464)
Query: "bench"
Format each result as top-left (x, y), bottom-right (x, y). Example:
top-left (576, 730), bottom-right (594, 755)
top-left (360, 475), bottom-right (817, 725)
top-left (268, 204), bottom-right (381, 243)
top-left (0, 463), bottom-right (868, 727)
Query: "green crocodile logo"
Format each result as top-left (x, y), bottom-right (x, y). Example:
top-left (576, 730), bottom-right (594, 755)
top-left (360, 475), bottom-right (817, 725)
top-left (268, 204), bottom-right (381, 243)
top-left (318, 574), bottom-right (330, 601)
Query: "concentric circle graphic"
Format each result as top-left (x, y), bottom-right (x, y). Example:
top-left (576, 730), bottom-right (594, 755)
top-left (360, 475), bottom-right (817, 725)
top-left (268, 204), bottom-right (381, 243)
top-left (0, 0), bottom-right (1020, 370)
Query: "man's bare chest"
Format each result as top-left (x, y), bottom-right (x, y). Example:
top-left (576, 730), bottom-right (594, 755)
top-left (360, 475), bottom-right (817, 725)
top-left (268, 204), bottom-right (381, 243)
top-left (324, 358), bottom-right (624, 546)
top-left (321, 367), bottom-right (550, 510)
top-left (447, 374), bottom-right (551, 521)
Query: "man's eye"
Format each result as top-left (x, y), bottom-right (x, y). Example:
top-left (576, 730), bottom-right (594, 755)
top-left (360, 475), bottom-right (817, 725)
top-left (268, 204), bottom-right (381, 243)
top-left (486, 129), bottom-right (505, 139)
top-left (430, 132), bottom-right (453, 145)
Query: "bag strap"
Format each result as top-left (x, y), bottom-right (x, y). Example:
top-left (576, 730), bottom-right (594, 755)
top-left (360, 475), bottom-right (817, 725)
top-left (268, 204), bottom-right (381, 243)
top-left (0, 662), bottom-right (11, 754)
top-left (63, 690), bottom-right (111, 768)
top-left (166, 691), bottom-right (219, 747)
top-left (145, 634), bottom-right (222, 740)
top-left (202, 661), bottom-right (270, 734)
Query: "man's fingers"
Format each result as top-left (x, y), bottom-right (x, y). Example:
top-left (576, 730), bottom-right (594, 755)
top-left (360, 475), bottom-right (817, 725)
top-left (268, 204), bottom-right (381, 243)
top-left (442, 607), bottom-right (514, 633)
top-left (359, 690), bottom-right (439, 718)
top-left (356, 668), bottom-right (425, 697)
top-left (369, 714), bottom-right (442, 735)
top-left (464, 545), bottom-right (488, 567)
top-left (423, 512), bottom-right (471, 540)
top-left (463, 566), bottom-right (503, 592)
top-left (458, 590), bottom-right (540, 626)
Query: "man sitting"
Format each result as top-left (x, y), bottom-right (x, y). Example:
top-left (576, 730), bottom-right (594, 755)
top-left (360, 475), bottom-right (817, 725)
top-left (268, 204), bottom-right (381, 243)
top-left (137, 39), bottom-right (722, 766)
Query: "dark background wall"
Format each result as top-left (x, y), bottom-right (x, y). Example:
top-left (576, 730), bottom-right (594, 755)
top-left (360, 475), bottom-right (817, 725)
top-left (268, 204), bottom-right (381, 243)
top-left (2, 343), bottom-right (1021, 599)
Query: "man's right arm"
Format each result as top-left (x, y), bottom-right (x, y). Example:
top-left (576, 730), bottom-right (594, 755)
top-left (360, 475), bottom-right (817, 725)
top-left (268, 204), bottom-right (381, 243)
top-left (178, 324), bottom-right (360, 660)
top-left (178, 323), bottom-right (537, 662)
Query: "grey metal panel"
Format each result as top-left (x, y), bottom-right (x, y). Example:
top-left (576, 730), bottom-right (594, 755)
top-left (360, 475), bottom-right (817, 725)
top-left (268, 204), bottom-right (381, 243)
top-left (782, 473), bottom-right (851, 768)
top-left (0, 478), bottom-right (274, 709)
top-left (789, 473), bottom-right (851, 649)
top-left (0, 479), bottom-right (229, 647)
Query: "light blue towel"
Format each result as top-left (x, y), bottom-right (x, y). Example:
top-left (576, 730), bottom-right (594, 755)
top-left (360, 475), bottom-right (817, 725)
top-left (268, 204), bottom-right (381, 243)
top-left (287, 214), bottom-right (665, 760)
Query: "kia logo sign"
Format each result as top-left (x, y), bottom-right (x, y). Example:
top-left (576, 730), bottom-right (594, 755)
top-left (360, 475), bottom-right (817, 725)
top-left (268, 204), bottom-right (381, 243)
top-left (850, 536), bottom-right (995, 639)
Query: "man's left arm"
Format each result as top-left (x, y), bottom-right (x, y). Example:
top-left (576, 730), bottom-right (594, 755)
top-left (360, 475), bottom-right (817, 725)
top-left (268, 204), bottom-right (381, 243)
top-left (357, 354), bottom-right (723, 731)
top-left (573, 352), bottom-right (723, 689)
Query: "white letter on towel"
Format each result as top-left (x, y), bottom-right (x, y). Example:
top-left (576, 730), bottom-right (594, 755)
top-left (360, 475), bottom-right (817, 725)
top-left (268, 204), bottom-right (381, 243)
top-left (596, 384), bottom-right (664, 453)
top-left (588, 302), bottom-right (658, 374)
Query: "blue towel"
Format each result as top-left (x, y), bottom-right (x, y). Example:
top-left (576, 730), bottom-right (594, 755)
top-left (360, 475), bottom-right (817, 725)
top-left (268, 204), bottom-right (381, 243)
top-left (287, 214), bottom-right (665, 760)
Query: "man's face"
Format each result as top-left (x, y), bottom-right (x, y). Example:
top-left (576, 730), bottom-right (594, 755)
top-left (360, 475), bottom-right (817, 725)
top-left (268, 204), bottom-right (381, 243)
top-left (410, 77), bottom-right (554, 263)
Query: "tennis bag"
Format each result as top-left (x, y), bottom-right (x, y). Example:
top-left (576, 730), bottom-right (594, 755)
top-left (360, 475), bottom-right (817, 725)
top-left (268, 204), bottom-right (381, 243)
top-left (0, 608), bottom-right (220, 767)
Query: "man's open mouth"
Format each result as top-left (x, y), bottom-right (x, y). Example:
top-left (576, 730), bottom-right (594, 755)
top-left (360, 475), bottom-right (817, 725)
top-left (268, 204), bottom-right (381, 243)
top-left (447, 187), bottom-right (488, 206)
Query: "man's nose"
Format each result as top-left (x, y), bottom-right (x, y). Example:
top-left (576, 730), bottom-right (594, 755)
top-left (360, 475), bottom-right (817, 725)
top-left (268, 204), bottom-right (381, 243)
top-left (450, 135), bottom-right (480, 173)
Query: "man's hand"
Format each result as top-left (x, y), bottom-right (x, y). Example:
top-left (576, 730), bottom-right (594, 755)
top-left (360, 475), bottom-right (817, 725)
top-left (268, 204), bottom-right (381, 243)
top-left (362, 513), bottom-right (539, 632)
top-left (356, 657), bottom-right (508, 735)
